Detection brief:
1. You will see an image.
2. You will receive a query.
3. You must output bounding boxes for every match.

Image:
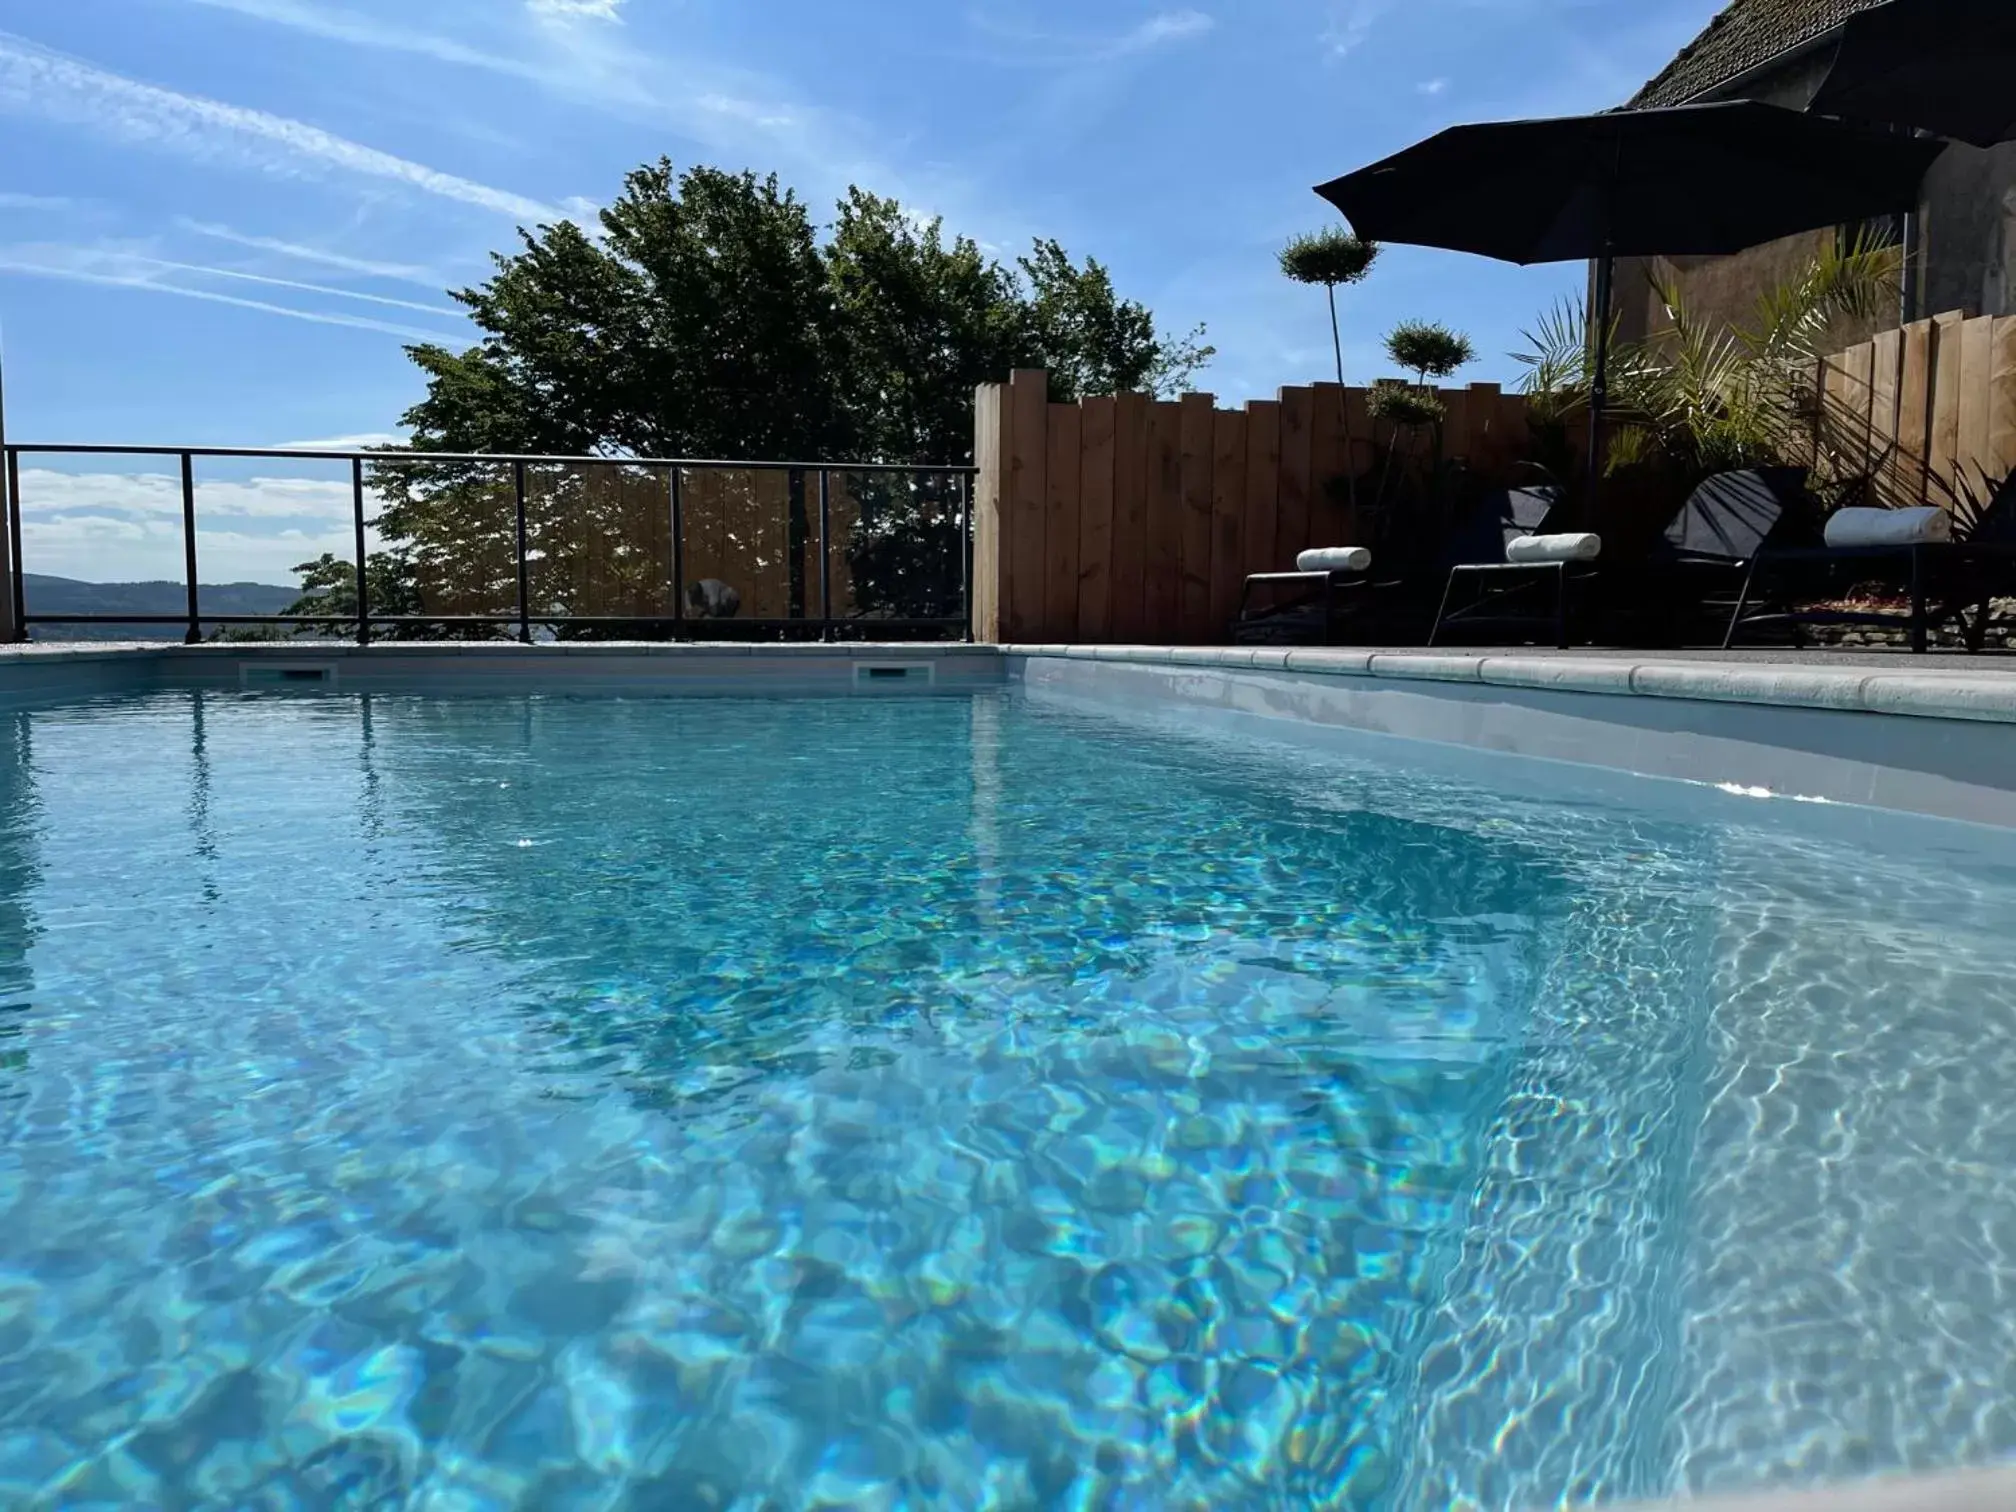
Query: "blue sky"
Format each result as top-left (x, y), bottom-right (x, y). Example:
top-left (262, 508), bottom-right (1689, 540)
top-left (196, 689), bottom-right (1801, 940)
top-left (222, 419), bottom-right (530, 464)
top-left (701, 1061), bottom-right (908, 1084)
top-left (0, 0), bottom-right (1717, 582)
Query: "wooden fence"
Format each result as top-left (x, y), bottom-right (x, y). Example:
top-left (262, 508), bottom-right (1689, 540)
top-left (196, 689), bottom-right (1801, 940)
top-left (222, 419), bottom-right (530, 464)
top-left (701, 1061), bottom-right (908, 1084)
top-left (972, 369), bottom-right (1537, 644)
top-left (1815, 311), bottom-right (2016, 513)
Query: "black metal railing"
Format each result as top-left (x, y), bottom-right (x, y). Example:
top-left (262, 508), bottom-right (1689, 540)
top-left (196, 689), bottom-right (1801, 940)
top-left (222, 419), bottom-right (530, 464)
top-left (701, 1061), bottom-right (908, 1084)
top-left (1, 444), bottom-right (977, 645)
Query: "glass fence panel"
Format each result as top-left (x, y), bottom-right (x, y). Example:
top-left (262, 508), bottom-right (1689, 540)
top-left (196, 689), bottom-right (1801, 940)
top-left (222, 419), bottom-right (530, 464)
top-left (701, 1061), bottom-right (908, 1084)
top-left (525, 462), bottom-right (674, 627)
top-left (12, 453), bottom-right (194, 642)
top-left (825, 469), bottom-right (967, 629)
top-left (678, 467), bottom-right (810, 626)
top-left (191, 454), bottom-right (356, 640)
top-left (363, 458), bottom-right (519, 632)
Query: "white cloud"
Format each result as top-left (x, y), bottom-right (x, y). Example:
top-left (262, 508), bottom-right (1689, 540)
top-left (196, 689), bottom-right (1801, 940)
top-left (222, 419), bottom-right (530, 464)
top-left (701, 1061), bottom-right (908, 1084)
top-left (968, 7), bottom-right (1217, 65)
top-left (181, 0), bottom-right (838, 166)
top-left (528, 0), bottom-right (623, 21)
top-left (1322, 0), bottom-right (1389, 58)
top-left (0, 190), bottom-right (77, 210)
top-left (177, 219), bottom-right (440, 286)
top-left (1417, 77), bottom-right (1449, 96)
top-left (13, 466), bottom-right (395, 583)
top-left (0, 32), bottom-right (565, 223)
top-left (18, 467), bottom-right (359, 521)
top-left (180, 0), bottom-right (967, 225)
top-left (0, 244), bottom-right (461, 341)
top-left (1126, 11), bottom-right (1214, 48)
top-left (135, 255), bottom-right (465, 317)
top-left (22, 515), bottom-right (352, 585)
top-left (275, 432), bottom-right (406, 450)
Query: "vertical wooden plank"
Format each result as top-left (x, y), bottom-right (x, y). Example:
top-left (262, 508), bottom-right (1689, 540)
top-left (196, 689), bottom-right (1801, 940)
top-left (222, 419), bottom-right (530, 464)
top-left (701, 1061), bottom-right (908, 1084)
top-left (1005, 369), bottom-right (1049, 642)
top-left (1823, 342), bottom-right (1875, 488)
top-left (1209, 408), bottom-right (1248, 642)
top-left (1958, 315), bottom-right (1997, 505)
top-left (1467, 383), bottom-right (1503, 474)
top-left (1439, 387), bottom-right (1472, 466)
top-left (970, 382), bottom-right (1007, 642)
top-left (1143, 401), bottom-right (1184, 642)
top-left (1275, 386), bottom-right (1315, 566)
top-left (1343, 387), bottom-right (1374, 503)
top-left (1991, 318), bottom-right (2016, 480)
top-left (1929, 311), bottom-right (1966, 508)
top-left (1456, 382), bottom-right (1501, 480)
top-left (1244, 400), bottom-right (1282, 585)
top-left (1309, 383), bottom-right (1349, 540)
top-left (1869, 326), bottom-right (1905, 508)
top-left (1894, 319), bottom-right (1934, 508)
top-left (1177, 393), bottom-right (1216, 643)
top-left (1043, 403), bottom-right (1082, 642)
top-left (1782, 358), bottom-right (1820, 470)
top-left (1109, 392), bottom-right (1149, 642)
top-left (1077, 397), bottom-right (1117, 642)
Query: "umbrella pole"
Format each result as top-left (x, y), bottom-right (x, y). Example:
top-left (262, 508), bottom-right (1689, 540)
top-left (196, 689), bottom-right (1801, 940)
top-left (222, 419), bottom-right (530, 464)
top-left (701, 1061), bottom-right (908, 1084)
top-left (1588, 246), bottom-right (1614, 517)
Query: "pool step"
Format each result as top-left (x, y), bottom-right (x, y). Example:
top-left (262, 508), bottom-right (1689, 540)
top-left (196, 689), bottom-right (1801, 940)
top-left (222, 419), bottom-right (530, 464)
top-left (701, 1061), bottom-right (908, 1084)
top-left (1392, 846), bottom-right (1722, 1508)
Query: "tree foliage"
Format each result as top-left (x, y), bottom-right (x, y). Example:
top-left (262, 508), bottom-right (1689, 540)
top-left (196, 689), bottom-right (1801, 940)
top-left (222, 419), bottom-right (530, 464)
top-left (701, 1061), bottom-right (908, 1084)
top-left (355, 163), bottom-right (1212, 636)
top-left (1279, 230), bottom-right (1380, 290)
top-left (1513, 233), bottom-right (1902, 482)
top-left (1384, 321), bottom-right (1475, 384)
top-left (401, 165), bottom-right (1211, 465)
top-left (1368, 384), bottom-right (1447, 430)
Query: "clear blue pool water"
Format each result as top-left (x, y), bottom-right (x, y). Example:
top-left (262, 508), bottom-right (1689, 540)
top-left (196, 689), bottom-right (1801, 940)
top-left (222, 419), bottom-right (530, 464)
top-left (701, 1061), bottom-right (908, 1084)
top-left (4, 689), bottom-right (2016, 1509)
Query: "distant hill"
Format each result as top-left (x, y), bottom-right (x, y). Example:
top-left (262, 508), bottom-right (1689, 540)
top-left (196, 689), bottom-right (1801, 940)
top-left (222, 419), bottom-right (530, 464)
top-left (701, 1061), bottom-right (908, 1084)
top-left (22, 574), bottom-right (300, 641)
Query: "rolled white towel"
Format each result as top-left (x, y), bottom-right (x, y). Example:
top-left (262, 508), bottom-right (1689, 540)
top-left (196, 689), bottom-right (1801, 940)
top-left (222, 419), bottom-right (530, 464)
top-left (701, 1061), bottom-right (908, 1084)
top-left (1295, 546), bottom-right (1372, 573)
top-left (1505, 532), bottom-right (1602, 564)
top-left (1824, 505), bottom-right (1952, 548)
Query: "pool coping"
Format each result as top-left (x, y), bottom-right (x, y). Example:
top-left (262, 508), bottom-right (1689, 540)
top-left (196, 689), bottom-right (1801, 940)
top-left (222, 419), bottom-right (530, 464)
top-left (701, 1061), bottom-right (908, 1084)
top-left (1005, 645), bottom-right (2016, 727)
top-left (1611, 1463), bottom-right (2016, 1512)
top-left (4, 640), bottom-right (2016, 727)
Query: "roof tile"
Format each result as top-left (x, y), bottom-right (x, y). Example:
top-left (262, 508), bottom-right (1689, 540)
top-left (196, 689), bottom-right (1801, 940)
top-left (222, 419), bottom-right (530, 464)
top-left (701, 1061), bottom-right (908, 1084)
top-left (1630, 0), bottom-right (1888, 109)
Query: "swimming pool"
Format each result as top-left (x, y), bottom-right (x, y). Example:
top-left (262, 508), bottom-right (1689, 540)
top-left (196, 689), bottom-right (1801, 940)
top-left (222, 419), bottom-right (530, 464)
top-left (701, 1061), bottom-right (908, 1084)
top-left (3, 687), bottom-right (2015, 1508)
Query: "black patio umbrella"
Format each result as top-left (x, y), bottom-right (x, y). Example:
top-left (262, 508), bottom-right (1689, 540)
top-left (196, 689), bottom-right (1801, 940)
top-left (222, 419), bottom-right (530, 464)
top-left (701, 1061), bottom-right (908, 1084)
top-left (1317, 101), bottom-right (1945, 496)
top-left (1808, 0), bottom-right (2016, 147)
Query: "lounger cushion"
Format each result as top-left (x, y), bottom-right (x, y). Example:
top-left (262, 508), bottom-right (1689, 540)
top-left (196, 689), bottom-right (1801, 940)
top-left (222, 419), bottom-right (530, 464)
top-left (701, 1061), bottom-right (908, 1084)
top-left (1505, 533), bottom-right (1601, 564)
top-left (1824, 505), bottom-right (1952, 548)
top-left (1295, 547), bottom-right (1373, 573)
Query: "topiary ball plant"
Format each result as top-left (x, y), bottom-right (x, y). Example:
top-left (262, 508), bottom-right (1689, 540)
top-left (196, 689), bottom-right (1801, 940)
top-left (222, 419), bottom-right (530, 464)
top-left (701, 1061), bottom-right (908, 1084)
top-left (1279, 229), bottom-right (1380, 291)
top-left (1368, 384), bottom-right (1447, 430)
top-left (1384, 320), bottom-right (1476, 385)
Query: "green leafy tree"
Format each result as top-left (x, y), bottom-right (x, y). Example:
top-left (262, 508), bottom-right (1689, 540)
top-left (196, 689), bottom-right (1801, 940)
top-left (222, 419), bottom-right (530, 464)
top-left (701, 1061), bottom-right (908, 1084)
top-left (283, 549), bottom-right (427, 636)
top-left (364, 161), bottom-right (1211, 634)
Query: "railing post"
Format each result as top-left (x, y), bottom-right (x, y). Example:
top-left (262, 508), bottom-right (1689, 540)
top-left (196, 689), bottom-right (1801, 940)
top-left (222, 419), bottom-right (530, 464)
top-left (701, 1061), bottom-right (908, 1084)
top-left (351, 457), bottom-right (370, 647)
top-left (181, 452), bottom-right (201, 644)
top-left (817, 468), bottom-right (832, 640)
top-left (513, 459), bottom-right (532, 645)
top-left (669, 465), bottom-right (685, 639)
top-left (5, 449), bottom-right (24, 642)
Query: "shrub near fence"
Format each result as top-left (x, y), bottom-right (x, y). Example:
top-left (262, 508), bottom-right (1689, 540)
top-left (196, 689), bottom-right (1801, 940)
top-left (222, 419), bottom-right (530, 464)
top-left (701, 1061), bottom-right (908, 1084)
top-left (972, 369), bottom-right (1540, 645)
